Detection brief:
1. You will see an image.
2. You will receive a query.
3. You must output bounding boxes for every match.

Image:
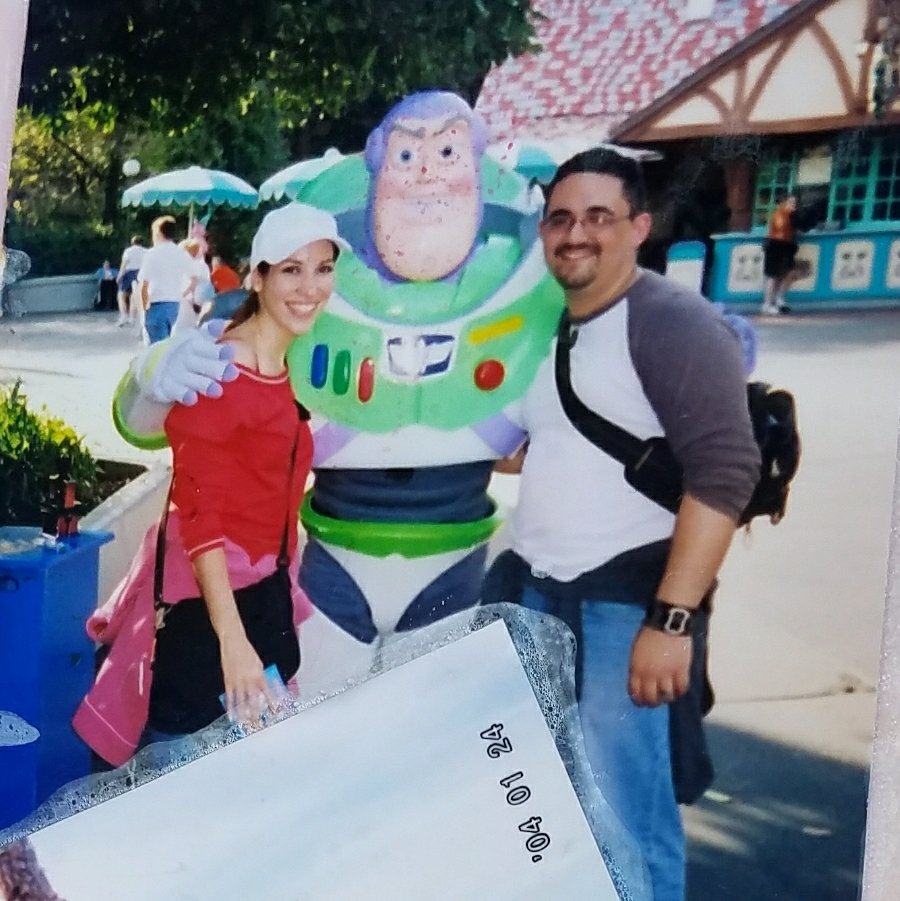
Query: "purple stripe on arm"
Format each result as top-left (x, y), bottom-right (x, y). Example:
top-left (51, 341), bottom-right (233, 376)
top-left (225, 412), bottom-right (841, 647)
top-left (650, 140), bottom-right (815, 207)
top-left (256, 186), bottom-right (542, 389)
top-left (472, 413), bottom-right (528, 458)
top-left (312, 422), bottom-right (358, 466)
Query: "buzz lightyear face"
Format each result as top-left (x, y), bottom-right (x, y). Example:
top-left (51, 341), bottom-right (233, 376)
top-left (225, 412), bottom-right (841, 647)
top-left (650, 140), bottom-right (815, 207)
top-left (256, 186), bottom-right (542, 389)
top-left (372, 115), bottom-right (480, 282)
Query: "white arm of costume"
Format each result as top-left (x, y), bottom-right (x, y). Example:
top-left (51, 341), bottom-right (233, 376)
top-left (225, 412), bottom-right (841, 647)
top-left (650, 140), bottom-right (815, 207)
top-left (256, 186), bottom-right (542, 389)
top-left (112, 320), bottom-right (238, 449)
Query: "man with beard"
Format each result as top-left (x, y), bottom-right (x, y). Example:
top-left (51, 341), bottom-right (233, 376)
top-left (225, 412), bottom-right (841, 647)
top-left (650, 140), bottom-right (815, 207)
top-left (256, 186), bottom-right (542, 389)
top-left (484, 148), bottom-right (761, 901)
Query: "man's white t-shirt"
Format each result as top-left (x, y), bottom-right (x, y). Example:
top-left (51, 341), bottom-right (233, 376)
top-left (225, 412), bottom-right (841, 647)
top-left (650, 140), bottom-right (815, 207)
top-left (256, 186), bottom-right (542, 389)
top-left (120, 244), bottom-right (147, 274)
top-left (137, 242), bottom-right (193, 304)
top-left (509, 299), bottom-right (675, 583)
top-left (508, 269), bottom-right (760, 584)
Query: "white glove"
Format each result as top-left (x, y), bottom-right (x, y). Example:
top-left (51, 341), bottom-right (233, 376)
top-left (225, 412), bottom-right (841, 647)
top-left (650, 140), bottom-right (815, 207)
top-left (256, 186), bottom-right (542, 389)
top-left (139, 319), bottom-right (239, 406)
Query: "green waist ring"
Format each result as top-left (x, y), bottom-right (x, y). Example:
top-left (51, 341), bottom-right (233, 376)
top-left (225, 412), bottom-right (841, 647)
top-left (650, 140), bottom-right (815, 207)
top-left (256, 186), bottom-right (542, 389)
top-left (300, 492), bottom-right (503, 560)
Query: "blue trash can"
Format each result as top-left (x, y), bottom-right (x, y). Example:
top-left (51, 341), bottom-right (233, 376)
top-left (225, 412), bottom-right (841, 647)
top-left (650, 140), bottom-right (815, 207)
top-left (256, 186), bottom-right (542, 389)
top-left (0, 526), bottom-right (112, 829)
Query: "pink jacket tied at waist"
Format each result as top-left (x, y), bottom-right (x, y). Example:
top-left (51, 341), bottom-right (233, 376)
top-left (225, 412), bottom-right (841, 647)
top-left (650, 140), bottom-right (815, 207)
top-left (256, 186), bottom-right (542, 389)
top-left (72, 512), bottom-right (312, 767)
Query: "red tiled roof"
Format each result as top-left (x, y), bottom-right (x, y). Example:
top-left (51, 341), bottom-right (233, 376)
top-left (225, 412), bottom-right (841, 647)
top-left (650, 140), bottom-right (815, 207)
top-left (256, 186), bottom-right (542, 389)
top-left (477, 0), bottom-right (807, 143)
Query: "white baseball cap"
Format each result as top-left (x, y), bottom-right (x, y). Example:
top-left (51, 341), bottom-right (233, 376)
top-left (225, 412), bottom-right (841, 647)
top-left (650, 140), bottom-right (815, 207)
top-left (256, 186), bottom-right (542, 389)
top-left (250, 202), bottom-right (350, 270)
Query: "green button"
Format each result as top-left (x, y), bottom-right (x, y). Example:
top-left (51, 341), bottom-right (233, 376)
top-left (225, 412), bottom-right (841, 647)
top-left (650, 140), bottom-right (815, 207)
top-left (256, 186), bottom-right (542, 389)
top-left (333, 349), bottom-right (351, 396)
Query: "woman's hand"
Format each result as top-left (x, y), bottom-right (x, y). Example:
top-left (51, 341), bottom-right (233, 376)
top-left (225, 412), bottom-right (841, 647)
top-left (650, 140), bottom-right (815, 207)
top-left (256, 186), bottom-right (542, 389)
top-left (218, 630), bottom-right (279, 725)
top-left (191, 548), bottom-right (281, 727)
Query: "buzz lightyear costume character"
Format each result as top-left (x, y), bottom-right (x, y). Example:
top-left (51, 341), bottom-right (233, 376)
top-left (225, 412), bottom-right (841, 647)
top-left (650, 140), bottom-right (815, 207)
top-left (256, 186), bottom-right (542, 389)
top-left (113, 92), bottom-right (564, 687)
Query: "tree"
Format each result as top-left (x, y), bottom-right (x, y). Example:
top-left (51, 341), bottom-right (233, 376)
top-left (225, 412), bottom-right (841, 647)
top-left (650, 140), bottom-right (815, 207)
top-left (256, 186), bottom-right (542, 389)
top-left (15, 1), bottom-right (539, 268)
top-left (7, 106), bottom-right (124, 274)
top-left (271, 0), bottom-right (541, 157)
top-left (22, 1), bottom-right (538, 138)
top-left (8, 88), bottom-right (289, 274)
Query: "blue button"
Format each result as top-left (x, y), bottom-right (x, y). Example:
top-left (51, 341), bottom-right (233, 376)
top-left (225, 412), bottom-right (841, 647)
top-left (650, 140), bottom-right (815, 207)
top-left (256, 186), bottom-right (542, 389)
top-left (311, 344), bottom-right (329, 389)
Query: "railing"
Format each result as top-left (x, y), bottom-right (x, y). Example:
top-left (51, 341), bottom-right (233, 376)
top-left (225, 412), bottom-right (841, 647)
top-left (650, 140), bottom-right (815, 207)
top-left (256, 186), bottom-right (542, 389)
top-left (2, 274), bottom-right (98, 316)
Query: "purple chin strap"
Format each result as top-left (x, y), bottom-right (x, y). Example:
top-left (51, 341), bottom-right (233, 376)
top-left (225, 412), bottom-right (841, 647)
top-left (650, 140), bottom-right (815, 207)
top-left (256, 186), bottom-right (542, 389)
top-left (311, 415), bottom-right (525, 467)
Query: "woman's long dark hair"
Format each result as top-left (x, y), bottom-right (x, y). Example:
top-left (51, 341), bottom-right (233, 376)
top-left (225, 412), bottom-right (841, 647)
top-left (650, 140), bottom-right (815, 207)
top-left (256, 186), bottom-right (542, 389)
top-left (225, 261), bottom-right (269, 331)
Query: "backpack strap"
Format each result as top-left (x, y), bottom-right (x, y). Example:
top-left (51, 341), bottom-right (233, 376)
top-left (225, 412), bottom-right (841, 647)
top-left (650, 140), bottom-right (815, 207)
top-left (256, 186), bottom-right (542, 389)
top-left (554, 311), bottom-right (685, 515)
top-left (554, 311), bottom-right (647, 466)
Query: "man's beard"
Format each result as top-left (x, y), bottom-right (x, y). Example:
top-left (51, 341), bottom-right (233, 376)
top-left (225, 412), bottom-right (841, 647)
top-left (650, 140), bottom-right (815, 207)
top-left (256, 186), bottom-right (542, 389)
top-left (556, 270), bottom-right (598, 291)
top-left (552, 247), bottom-right (600, 291)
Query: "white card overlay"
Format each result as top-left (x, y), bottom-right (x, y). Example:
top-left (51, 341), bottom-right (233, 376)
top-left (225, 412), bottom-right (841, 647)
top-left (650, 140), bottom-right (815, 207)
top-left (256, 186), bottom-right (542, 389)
top-left (24, 620), bottom-right (618, 900)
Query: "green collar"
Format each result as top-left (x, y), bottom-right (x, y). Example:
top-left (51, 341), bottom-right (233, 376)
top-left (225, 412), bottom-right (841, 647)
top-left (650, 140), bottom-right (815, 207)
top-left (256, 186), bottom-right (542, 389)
top-left (301, 493), bottom-right (501, 558)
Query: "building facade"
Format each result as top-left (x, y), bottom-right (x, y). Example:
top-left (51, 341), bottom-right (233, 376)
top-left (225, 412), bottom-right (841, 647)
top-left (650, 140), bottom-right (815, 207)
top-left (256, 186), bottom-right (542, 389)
top-left (478, 0), bottom-right (900, 308)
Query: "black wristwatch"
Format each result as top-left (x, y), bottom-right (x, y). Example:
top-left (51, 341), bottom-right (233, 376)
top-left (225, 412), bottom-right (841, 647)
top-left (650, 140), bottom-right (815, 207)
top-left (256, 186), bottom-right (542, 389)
top-left (643, 599), bottom-right (695, 637)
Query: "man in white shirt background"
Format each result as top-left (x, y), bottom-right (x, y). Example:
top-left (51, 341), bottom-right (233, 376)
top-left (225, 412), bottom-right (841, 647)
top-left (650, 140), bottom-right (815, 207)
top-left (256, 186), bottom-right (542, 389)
top-left (137, 216), bottom-right (194, 344)
top-left (115, 235), bottom-right (146, 328)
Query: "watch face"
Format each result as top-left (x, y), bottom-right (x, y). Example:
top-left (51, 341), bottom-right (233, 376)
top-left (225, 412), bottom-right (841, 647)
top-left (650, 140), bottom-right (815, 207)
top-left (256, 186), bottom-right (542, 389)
top-left (662, 607), bottom-right (692, 635)
top-left (646, 602), bottom-right (694, 636)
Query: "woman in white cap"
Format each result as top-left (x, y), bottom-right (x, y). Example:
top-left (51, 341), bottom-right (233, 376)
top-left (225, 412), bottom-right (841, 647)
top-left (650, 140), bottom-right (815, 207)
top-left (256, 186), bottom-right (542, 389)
top-left (74, 204), bottom-right (349, 762)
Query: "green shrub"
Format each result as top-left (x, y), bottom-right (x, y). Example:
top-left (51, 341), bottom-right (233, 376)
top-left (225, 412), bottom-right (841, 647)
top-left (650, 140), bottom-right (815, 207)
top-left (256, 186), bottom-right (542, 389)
top-left (0, 381), bottom-right (98, 526)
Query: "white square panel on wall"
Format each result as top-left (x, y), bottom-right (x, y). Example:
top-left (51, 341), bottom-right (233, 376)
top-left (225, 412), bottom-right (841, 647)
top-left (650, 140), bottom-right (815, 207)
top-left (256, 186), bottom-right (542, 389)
top-left (831, 240), bottom-right (874, 292)
top-left (885, 240), bottom-right (900, 290)
top-left (791, 243), bottom-right (819, 292)
top-left (727, 243), bottom-right (764, 294)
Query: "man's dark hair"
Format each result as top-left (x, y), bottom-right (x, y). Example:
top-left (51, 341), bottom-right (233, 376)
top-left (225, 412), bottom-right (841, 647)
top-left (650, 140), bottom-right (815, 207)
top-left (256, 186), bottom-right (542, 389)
top-left (544, 147), bottom-right (648, 215)
top-left (130, 235), bottom-right (144, 246)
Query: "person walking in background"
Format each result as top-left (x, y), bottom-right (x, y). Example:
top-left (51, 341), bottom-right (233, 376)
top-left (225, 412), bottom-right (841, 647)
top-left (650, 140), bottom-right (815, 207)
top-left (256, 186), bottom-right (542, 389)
top-left (73, 203), bottom-right (349, 763)
top-left (174, 237), bottom-right (213, 333)
top-left (136, 217), bottom-right (193, 344)
top-left (210, 255), bottom-right (242, 294)
top-left (116, 235), bottom-right (146, 328)
top-left (206, 254), bottom-right (248, 322)
top-left (483, 148), bottom-right (760, 901)
top-left (761, 194), bottom-right (800, 315)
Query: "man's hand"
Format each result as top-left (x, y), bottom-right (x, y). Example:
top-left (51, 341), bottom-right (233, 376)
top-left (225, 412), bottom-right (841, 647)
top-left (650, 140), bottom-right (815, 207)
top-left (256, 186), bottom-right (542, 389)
top-left (628, 626), bottom-right (692, 707)
top-left (493, 443), bottom-right (528, 474)
top-left (140, 319), bottom-right (238, 405)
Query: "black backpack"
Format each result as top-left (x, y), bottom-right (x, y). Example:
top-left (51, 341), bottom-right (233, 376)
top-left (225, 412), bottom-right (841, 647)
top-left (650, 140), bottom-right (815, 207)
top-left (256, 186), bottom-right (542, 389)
top-left (741, 382), bottom-right (800, 524)
top-left (554, 315), bottom-right (800, 526)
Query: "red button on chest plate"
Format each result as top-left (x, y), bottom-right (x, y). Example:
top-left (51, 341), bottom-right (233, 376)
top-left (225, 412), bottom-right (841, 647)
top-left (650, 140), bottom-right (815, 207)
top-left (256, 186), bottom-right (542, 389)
top-left (358, 357), bottom-right (375, 403)
top-left (474, 359), bottom-right (505, 391)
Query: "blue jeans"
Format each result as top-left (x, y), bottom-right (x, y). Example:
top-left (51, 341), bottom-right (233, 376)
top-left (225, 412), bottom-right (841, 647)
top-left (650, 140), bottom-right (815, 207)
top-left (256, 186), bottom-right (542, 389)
top-left (145, 301), bottom-right (179, 343)
top-left (522, 586), bottom-right (686, 901)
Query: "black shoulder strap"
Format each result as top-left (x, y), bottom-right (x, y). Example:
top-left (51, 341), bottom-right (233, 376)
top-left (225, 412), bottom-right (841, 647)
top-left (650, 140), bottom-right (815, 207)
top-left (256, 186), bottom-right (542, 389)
top-left (553, 312), bottom-right (647, 466)
top-left (153, 478), bottom-right (175, 613)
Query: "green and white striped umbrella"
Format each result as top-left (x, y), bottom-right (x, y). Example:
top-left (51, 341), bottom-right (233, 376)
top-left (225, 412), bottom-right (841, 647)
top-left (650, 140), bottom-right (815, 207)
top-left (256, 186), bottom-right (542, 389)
top-left (258, 148), bottom-right (345, 202)
top-left (122, 166), bottom-right (258, 230)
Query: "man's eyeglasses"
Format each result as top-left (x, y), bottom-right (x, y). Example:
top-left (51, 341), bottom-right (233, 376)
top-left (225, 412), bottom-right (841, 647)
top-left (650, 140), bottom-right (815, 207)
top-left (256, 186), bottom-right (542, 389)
top-left (540, 209), bottom-right (634, 235)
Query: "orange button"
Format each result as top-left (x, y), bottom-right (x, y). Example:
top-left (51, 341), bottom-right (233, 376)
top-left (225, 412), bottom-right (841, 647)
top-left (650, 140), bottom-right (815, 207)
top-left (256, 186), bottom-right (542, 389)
top-left (474, 359), bottom-right (505, 391)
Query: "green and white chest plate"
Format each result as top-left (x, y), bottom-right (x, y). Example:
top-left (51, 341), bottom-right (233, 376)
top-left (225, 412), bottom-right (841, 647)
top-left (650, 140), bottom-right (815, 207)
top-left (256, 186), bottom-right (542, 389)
top-left (286, 239), bottom-right (563, 438)
top-left (281, 153), bottom-right (564, 467)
